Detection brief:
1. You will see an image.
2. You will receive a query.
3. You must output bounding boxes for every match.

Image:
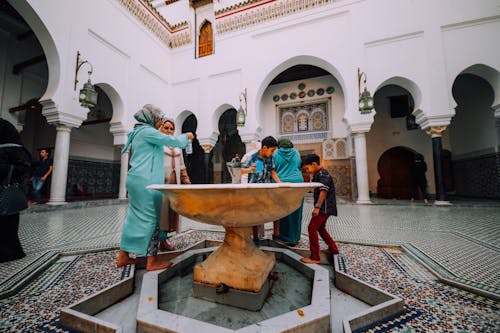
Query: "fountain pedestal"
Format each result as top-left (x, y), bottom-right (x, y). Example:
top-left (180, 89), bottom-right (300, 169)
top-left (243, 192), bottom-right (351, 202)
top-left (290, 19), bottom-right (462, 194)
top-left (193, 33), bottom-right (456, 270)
top-left (193, 226), bottom-right (275, 293)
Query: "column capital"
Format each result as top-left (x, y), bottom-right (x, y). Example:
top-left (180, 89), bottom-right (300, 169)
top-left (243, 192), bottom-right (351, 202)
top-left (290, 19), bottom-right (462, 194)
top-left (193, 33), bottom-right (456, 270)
top-left (413, 108), bottom-right (452, 131)
top-left (201, 144), bottom-right (214, 153)
top-left (198, 133), bottom-right (218, 149)
top-left (493, 104), bottom-right (500, 118)
top-left (55, 124), bottom-right (72, 133)
top-left (348, 121), bottom-right (373, 134)
top-left (110, 122), bottom-right (129, 146)
top-left (40, 99), bottom-right (85, 128)
top-left (425, 125), bottom-right (448, 138)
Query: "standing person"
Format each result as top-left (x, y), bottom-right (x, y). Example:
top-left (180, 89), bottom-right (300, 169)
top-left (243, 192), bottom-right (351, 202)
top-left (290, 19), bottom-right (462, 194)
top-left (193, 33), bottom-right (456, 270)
top-left (272, 137), bottom-right (304, 245)
top-left (411, 153), bottom-right (429, 204)
top-left (117, 105), bottom-right (194, 271)
top-left (29, 148), bottom-right (52, 205)
top-left (0, 118), bottom-right (31, 262)
top-left (300, 154), bottom-right (339, 264)
top-left (158, 118), bottom-right (191, 252)
top-left (241, 136), bottom-right (280, 245)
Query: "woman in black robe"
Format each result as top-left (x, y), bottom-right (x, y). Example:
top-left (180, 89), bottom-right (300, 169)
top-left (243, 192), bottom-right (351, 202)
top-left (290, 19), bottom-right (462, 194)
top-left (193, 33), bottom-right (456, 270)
top-left (0, 118), bottom-right (32, 262)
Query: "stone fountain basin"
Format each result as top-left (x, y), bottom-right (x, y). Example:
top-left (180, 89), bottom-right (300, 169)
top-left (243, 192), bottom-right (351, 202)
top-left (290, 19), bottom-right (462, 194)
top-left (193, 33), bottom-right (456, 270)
top-left (147, 182), bottom-right (322, 227)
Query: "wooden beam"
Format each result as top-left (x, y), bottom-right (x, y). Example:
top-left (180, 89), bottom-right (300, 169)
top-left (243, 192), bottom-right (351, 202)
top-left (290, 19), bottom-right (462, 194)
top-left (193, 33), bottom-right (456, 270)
top-left (9, 98), bottom-right (42, 113)
top-left (16, 30), bottom-right (34, 41)
top-left (81, 118), bottom-right (112, 126)
top-left (13, 54), bottom-right (46, 74)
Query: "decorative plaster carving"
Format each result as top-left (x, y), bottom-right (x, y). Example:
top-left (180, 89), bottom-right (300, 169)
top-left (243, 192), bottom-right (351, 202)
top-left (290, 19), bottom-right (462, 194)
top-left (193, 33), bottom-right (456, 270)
top-left (118, 0), bottom-right (191, 48)
top-left (425, 126), bottom-right (448, 138)
top-left (216, 0), bottom-right (335, 35)
top-left (323, 138), bottom-right (335, 160)
top-left (322, 138), bottom-right (348, 160)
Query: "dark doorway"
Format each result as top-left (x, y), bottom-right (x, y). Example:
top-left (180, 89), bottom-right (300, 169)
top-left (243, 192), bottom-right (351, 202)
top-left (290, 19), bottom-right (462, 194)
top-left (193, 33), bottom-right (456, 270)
top-left (377, 146), bottom-right (416, 199)
top-left (214, 109), bottom-right (245, 183)
top-left (182, 114), bottom-right (205, 184)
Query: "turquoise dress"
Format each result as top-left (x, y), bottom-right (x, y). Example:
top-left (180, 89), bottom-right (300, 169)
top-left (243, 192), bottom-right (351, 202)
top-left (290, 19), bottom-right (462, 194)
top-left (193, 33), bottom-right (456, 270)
top-left (120, 125), bottom-right (189, 256)
top-left (273, 147), bottom-right (304, 244)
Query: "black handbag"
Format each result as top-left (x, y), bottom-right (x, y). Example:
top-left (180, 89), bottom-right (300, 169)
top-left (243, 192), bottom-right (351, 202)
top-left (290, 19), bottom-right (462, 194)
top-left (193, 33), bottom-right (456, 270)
top-left (0, 165), bottom-right (28, 216)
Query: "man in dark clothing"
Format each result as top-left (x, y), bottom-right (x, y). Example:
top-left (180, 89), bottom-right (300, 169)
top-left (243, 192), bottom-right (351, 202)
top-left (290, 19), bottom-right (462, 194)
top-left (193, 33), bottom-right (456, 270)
top-left (30, 149), bottom-right (53, 204)
top-left (300, 153), bottom-right (339, 264)
top-left (411, 153), bottom-right (429, 204)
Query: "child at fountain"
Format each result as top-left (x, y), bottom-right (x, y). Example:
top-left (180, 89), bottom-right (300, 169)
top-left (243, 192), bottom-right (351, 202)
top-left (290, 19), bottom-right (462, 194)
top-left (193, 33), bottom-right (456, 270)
top-left (300, 154), bottom-right (339, 264)
top-left (117, 104), bottom-right (193, 271)
top-left (241, 136), bottom-right (280, 245)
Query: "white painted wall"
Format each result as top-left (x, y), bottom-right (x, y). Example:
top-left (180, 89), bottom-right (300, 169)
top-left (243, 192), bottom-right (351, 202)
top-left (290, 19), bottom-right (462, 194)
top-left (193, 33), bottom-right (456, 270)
top-left (4, 0), bottom-right (498, 193)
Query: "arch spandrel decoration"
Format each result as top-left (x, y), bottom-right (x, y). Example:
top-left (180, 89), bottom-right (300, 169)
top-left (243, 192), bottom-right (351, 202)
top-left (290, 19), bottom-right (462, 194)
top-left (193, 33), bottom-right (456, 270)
top-left (199, 20), bottom-right (213, 57)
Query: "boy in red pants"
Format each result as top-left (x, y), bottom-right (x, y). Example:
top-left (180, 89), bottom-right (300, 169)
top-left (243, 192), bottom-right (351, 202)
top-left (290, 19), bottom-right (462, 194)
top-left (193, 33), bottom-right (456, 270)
top-left (301, 154), bottom-right (339, 264)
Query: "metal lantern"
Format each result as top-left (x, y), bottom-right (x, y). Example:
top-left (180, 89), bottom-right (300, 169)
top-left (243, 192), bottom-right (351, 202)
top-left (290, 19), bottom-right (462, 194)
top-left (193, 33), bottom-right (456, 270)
top-left (357, 67), bottom-right (374, 114)
top-left (74, 51), bottom-right (98, 109)
top-left (237, 88), bottom-right (247, 127)
top-left (237, 106), bottom-right (246, 127)
top-left (358, 87), bottom-right (374, 114)
top-left (79, 79), bottom-right (98, 108)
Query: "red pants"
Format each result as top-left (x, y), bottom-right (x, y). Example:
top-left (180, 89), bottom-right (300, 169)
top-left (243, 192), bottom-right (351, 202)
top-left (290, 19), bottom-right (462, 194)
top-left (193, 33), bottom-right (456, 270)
top-left (307, 214), bottom-right (338, 260)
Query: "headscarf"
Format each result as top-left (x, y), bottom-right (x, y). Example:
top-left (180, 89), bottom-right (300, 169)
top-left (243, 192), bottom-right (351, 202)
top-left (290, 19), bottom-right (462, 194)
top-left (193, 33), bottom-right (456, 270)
top-left (278, 137), bottom-right (293, 148)
top-left (133, 104), bottom-right (165, 128)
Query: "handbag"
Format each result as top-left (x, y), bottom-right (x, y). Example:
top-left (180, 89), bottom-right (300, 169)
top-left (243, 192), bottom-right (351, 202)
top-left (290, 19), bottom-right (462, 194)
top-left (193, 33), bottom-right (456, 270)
top-left (0, 165), bottom-right (28, 216)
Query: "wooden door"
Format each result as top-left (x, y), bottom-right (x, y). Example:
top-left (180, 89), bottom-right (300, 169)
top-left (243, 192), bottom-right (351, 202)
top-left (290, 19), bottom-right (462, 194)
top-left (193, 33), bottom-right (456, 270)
top-left (377, 147), bottom-right (415, 199)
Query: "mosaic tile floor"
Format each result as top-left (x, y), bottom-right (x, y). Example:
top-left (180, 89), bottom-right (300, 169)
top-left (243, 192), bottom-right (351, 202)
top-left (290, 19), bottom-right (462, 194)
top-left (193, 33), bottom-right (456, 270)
top-left (1, 230), bottom-right (498, 332)
top-left (2, 199), bottom-right (499, 297)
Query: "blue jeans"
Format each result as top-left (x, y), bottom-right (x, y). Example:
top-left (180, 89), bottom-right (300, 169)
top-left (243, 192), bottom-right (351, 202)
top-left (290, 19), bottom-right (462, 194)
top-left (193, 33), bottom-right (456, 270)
top-left (32, 177), bottom-right (44, 203)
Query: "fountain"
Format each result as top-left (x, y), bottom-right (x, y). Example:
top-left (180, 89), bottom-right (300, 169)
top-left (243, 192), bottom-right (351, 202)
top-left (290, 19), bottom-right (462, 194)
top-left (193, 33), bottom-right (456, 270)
top-left (57, 182), bottom-right (405, 333)
top-left (148, 182), bottom-right (322, 310)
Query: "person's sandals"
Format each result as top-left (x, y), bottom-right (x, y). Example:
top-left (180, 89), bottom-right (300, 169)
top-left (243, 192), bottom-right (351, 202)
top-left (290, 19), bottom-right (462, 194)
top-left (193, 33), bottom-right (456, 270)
top-left (300, 257), bottom-right (320, 264)
top-left (159, 239), bottom-right (176, 252)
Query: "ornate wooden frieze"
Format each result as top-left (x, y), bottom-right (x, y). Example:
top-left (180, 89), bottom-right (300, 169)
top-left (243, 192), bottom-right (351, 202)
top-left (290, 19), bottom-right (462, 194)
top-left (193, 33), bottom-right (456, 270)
top-left (190, 0), bottom-right (213, 9)
top-left (216, 0), bottom-right (336, 35)
top-left (118, 0), bottom-right (191, 48)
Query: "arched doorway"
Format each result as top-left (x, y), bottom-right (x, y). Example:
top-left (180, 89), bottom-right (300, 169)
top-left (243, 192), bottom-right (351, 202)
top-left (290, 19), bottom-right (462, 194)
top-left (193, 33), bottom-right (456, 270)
top-left (67, 85), bottom-right (119, 200)
top-left (213, 109), bottom-right (245, 183)
top-left (377, 146), bottom-right (417, 199)
top-left (450, 69), bottom-right (498, 199)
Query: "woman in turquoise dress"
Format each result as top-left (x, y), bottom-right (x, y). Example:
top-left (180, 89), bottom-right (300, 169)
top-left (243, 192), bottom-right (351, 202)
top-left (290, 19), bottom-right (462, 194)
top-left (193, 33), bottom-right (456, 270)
top-left (117, 104), bottom-right (193, 271)
top-left (273, 137), bottom-right (304, 245)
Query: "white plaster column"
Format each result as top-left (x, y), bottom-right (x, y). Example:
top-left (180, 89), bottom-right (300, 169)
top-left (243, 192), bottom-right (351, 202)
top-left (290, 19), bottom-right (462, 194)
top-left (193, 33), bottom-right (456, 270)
top-left (119, 148), bottom-right (129, 199)
top-left (352, 132), bottom-right (371, 204)
top-left (494, 104), bottom-right (500, 151)
top-left (48, 125), bottom-right (72, 205)
top-left (110, 123), bottom-right (130, 200)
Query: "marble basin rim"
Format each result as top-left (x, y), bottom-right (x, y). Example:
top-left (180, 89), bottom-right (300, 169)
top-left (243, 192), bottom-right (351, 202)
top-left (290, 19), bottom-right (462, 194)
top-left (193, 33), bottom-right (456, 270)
top-left (148, 182), bottom-right (322, 227)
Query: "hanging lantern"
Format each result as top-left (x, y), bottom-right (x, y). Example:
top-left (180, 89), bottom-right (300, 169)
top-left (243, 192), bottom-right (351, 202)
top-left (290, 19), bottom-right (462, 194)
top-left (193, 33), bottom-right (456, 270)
top-left (79, 79), bottom-right (98, 108)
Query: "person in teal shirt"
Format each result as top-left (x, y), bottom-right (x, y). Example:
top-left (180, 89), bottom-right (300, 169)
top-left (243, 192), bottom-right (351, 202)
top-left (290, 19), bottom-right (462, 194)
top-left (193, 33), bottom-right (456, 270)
top-left (117, 104), bottom-right (193, 271)
top-left (272, 137), bottom-right (304, 246)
